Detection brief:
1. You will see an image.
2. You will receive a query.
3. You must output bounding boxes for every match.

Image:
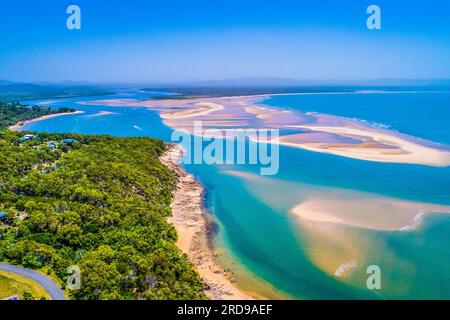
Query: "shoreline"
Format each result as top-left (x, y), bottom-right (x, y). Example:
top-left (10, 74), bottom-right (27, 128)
top-left (160, 144), bottom-right (252, 300)
top-left (80, 93), bottom-right (450, 167)
top-left (8, 111), bottom-right (85, 131)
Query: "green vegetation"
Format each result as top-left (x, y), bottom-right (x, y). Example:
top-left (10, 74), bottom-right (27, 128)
top-left (0, 102), bottom-right (76, 130)
top-left (142, 86), bottom-right (356, 99)
top-left (0, 270), bottom-right (50, 300)
top-left (0, 131), bottom-right (206, 300)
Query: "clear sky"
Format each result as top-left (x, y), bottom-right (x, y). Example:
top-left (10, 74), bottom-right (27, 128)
top-left (0, 0), bottom-right (449, 83)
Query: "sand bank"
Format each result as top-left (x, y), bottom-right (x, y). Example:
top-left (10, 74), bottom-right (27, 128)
top-left (81, 111), bottom-right (119, 118)
top-left (160, 145), bottom-right (252, 300)
top-left (223, 170), bottom-right (450, 232)
top-left (82, 94), bottom-right (450, 167)
top-left (283, 124), bottom-right (450, 167)
top-left (222, 169), bottom-right (450, 280)
top-left (8, 111), bottom-right (85, 131)
top-left (290, 191), bottom-right (450, 231)
top-left (161, 102), bottom-right (224, 120)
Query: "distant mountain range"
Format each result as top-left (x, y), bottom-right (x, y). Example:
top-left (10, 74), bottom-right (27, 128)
top-left (0, 80), bottom-right (112, 102)
top-left (1, 78), bottom-right (449, 102)
top-left (2, 78), bottom-right (450, 89)
top-left (184, 77), bottom-right (450, 88)
top-left (140, 78), bottom-right (450, 98)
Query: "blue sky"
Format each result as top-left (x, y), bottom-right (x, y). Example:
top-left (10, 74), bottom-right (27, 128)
top-left (0, 0), bottom-right (449, 83)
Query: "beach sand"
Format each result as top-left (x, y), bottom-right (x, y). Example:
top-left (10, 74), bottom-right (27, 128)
top-left (8, 111), bottom-right (85, 131)
top-left (160, 145), bottom-right (252, 300)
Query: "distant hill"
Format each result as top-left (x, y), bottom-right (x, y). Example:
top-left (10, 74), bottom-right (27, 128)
top-left (189, 78), bottom-right (450, 88)
top-left (141, 78), bottom-right (450, 98)
top-left (0, 81), bottom-right (113, 102)
top-left (142, 86), bottom-right (356, 99)
top-left (194, 77), bottom-right (305, 87)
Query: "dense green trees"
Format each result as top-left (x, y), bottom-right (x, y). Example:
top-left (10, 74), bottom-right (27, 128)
top-left (0, 131), bottom-right (206, 300)
top-left (0, 102), bottom-right (76, 129)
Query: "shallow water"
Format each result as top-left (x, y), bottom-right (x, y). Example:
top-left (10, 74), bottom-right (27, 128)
top-left (22, 90), bottom-right (450, 299)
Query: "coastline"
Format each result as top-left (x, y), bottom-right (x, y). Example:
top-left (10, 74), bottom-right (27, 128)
top-left (8, 111), bottom-right (85, 131)
top-left (160, 144), bottom-right (252, 300)
top-left (80, 93), bottom-right (450, 167)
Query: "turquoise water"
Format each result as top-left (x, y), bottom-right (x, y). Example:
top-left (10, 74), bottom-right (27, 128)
top-left (21, 91), bottom-right (174, 141)
top-left (266, 91), bottom-right (450, 146)
top-left (22, 91), bottom-right (450, 299)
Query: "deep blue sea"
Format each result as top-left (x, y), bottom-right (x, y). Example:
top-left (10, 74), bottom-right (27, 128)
top-left (21, 90), bottom-right (450, 299)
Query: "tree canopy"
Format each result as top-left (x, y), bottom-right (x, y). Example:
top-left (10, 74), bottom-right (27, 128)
top-left (0, 102), bottom-right (76, 130)
top-left (0, 131), bottom-right (206, 300)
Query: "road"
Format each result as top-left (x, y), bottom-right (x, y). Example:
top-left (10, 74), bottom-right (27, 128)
top-left (0, 263), bottom-right (66, 300)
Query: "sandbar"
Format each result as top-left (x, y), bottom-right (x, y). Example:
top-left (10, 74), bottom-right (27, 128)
top-left (80, 94), bottom-right (450, 167)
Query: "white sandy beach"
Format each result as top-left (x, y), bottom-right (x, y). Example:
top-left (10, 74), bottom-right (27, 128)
top-left (8, 111), bottom-right (85, 131)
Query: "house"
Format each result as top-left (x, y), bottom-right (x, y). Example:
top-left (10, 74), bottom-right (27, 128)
top-left (19, 134), bottom-right (38, 143)
top-left (61, 138), bottom-right (79, 146)
top-left (0, 211), bottom-right (7, 221)
top-left (46, 141), bottom-right (57, 151)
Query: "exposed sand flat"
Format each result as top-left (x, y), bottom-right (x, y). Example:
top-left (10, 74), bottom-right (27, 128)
top-left (161, 102), bottom-right (224, 119)
top-left (244, 105), bottom-right (307, 124)
top-left (290, 193), bottom-right (450, 231)
top-left (278, 132), bottom-right (362, 145)
top-left (224, 170), bottom-right (450, 232)
top-left (36, 100), bottom-right (57, 105)
top-left (81, 94), bottom-right (450, 167)
top-left (283, 125), bottom-right (450, 167)
top-left (160, 145), bottom-right (252, 300)
top-left (8, 111), bottom-right (85, 131)
top-left (166, 119), bottom-right (251, 131)
top-left (81, 111), bottom-right (120, 118)
top-left (223, 170), bottom-right (449, 280)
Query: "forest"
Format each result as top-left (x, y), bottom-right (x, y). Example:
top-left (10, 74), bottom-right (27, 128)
top-left (0, 130), bottom-right (206, 300)
top-left (0, 102), bottom-right (76, 129)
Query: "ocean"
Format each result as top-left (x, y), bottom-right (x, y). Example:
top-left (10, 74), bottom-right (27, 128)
top-left (21, 90), bottom-right (450, 299)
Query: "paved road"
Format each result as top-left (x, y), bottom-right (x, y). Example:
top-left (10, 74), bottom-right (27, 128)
top-left (0, 263), bottom-right (66, 300)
